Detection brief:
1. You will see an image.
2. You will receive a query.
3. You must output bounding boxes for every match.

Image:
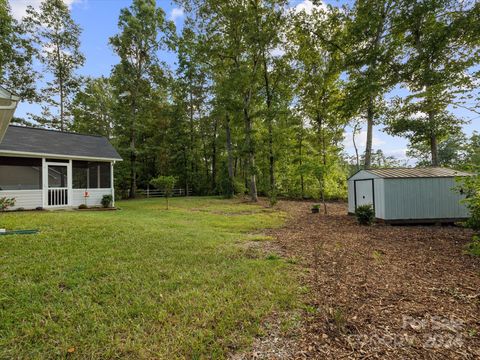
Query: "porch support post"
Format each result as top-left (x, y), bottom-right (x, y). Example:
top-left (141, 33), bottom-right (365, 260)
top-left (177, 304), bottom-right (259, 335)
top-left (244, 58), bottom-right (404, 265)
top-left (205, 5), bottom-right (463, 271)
top-left (67, 159), bottom-right (72, 207)
top-left (111, 161), bottom-right (115, 207)
top-left (42, 158), bottom-right (47, 208)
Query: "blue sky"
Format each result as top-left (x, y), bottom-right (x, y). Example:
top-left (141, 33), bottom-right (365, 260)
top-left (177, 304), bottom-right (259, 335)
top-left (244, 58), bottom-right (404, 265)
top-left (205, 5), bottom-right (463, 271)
top-left (8, 0), bottom-right (479, 162)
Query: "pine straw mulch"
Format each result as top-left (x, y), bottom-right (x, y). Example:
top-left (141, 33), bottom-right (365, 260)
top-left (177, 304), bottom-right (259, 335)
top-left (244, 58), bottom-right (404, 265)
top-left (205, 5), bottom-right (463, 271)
top-left (237, 200), bottom-right (480, 360)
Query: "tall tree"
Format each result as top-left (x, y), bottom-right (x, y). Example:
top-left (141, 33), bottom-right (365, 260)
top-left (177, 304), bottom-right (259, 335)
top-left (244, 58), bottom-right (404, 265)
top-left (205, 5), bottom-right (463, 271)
top-left (71, 77), bottom-right (115, 139)
top-left (344, 0), bottom-right (400, 168)
top-left (0, 0), bottom-right (36, 101)
top-left (289, 5), bottom-right (347, 211)
top-left (23, 0), bottom-right (85, 131)
top-left (110, 0), bottom-right (173, 198)
top-left (386, 0), bottom-right (479, 166)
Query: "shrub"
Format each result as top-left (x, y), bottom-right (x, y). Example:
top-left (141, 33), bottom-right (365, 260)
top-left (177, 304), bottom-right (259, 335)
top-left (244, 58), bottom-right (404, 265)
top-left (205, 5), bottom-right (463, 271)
top-left (355, 204), bottom-right (375, 225)
top-left (78, 204), bottom-right (88, 210)
top-left (466, 235), bottom-right (480, 256)
top-left (233, 179), bottom-right (247, 195)
top-left (458, 171), bottom-right (480, 255)
top-left (312, 204), bottom-right (320, 210)
top-left (0, 197), bottom-right (15, 211)
top-left (101, 194), bottom-right (113, 208)
top-left (268, 189), bottom-right (278, 207)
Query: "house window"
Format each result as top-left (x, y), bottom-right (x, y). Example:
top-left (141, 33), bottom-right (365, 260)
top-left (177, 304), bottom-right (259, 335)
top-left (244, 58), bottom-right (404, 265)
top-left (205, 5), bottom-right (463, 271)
top-left (72, 161), bottom-right (111, 189)
top-left (0, 157), bottom-right (42, 190)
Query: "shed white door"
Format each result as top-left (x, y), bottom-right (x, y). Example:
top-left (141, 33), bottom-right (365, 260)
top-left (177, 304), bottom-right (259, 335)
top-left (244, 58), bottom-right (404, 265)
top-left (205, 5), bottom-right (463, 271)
top-left (355, 179), bottom-right (374, 208)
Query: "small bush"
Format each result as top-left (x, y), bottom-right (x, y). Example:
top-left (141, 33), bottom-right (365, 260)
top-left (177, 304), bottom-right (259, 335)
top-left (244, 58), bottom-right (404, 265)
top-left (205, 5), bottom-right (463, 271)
top-left (458, 171), bottom-right (479, 255)
top-left (101, 194), bottom-right (113, 208)
top-left (312, 204), bottom-right (320, 210)
top-left (0, 197), bottom-right (15, 211)
top-left (78, 204), bottom-right (88, 210)
top-left (355, 204), bottom-right (375, 225)
top-left (268, 189), bottom-right (278, 207)
top-left (233, 179), bottom-right (247, 195)
top-left (466, 235), bottom-right (480, 256)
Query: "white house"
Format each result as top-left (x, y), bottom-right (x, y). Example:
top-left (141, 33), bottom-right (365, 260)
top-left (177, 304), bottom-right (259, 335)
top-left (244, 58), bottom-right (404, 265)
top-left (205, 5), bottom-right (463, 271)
top-left (347, 168), bottom-right (472, 224)
top-left (0, 125), bottom-right (122, 210)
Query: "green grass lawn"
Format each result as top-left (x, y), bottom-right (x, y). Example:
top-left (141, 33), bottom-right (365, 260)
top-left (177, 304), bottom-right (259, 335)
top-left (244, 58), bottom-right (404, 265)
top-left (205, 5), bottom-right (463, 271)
top-left (0, 197), bottom-right (298, 359)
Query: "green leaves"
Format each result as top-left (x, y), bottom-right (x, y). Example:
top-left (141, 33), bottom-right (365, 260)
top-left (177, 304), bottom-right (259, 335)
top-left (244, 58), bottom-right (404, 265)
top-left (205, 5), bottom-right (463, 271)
top-left (22, 0), bottom-right (85, 130)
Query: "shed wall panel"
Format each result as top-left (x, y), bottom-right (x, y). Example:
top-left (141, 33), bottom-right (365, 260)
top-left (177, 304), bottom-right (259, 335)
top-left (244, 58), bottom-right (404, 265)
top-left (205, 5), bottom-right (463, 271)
top-left (374, 178), bottom-right (385, 219)
top-left (383, 178), bottom-right (469, 220)
top-left (347, 181), bottom-right (355, 213)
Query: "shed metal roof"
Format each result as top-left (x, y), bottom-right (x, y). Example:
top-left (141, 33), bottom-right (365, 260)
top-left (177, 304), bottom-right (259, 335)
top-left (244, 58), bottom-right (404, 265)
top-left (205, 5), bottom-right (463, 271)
top-left (0, 125), bottom-right (122, 161)
top-left (357, 167), bottom-right (473, 179)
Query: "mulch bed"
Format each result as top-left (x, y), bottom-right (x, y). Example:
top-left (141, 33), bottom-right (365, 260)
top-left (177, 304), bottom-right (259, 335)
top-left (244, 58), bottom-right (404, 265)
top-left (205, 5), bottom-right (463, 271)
top-left (238, 200), bottom-right (480, 359)
top-left (75, 207), bottom-right (119, 211)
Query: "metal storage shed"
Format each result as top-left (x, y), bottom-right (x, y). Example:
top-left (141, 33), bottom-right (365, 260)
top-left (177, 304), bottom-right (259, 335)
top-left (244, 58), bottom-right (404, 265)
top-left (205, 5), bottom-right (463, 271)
top-left (347, 168), bottom-right (473, 224)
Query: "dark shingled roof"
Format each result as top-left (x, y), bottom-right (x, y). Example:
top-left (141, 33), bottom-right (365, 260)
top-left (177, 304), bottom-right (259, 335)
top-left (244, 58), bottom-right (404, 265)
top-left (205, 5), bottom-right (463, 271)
top-left (364, 167), bottom-right (472, 178)
top-left (0, 125), bottom-right (122, 160)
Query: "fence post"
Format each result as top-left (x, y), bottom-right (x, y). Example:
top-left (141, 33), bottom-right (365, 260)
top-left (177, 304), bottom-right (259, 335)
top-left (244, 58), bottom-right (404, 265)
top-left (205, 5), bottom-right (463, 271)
top-left (147, 184), bottom-right (150, 198)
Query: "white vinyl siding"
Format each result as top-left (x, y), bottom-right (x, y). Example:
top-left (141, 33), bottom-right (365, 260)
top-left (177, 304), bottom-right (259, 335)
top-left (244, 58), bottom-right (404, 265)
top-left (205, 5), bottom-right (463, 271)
top-left (72, 189), bottom-right (113, 207)
top-left (0, 190), bottom-right (42, 210)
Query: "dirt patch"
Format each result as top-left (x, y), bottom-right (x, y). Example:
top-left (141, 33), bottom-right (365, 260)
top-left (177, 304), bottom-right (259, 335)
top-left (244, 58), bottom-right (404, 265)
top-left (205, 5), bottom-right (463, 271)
top-left (238, 200), bottom-right (480, 359)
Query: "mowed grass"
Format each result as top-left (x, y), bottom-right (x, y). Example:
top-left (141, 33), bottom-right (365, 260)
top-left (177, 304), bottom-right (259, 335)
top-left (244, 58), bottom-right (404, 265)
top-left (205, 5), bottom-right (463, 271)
top-left (0, 197), bottom-right (298, 359)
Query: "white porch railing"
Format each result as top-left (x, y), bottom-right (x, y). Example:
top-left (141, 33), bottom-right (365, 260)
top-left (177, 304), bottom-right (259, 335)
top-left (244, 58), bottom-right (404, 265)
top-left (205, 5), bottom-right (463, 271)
top-left (48, 188), bottom-right (69, 206)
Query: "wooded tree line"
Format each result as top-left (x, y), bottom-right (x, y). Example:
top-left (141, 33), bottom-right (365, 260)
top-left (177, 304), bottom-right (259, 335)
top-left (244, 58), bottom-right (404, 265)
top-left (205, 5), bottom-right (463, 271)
top-left (1, 0), bottom-right (479, 201)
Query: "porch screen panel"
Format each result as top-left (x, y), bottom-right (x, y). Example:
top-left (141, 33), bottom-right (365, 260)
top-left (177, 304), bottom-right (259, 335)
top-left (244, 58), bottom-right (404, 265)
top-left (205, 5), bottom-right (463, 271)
top-left (88, 162), bottom-right (99, 189)
top-left (0, 156), bottom-right (42, 190)
top-left (99, 163), bottom-right (111, 188)
top-left (72, 160), bottom-right (111, 189)
top-left (73, 161), bottom-right (88, 189)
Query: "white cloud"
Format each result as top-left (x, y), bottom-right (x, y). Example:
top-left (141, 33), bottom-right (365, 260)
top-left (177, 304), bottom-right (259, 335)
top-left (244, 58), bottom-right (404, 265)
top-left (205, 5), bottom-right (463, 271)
top-left (293, 0), bottom-right (327, 15)
top-left (169, 7), bottom-right (184, 22)
top-left (343, 130), bottom-right (386, 150)
top-left (384, 148), bottom-right (409, 159)
top-left (9, 0), bottom-right (82, 21)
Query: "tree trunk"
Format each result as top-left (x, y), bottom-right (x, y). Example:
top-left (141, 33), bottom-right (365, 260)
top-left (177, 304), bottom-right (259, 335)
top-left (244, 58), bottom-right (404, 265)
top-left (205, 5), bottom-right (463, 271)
top-left (211, 117), bottom-right (218, 191)
top-left (364, 98), bottom-right (374, 169)
top-left (60, 79), bottom-right (64, 131)
top-left (317, 112), bottom-right (327, 215)
top-left (244, 106), bottom-right (257, 202)
top-left (352, 122), bottom-right (360, 170)
top-left (263, 55), bottom-right (275, 192)
top-left (299, 133), bottom-right (304, 199)
top-left (55, 42), bottom-right (65, 132)
top-left (129, 132), bottom-right (136, 199)
top-left (226, 114), bottom-right (234, 196)
top-left (246, 126), bottom-right (258, 201)
top-left (428, 112), bottom-right (439, 166)
top-left (129, 99), bottom-right (137, 199)
top-left (243, 84), bottom-right (258, 201)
